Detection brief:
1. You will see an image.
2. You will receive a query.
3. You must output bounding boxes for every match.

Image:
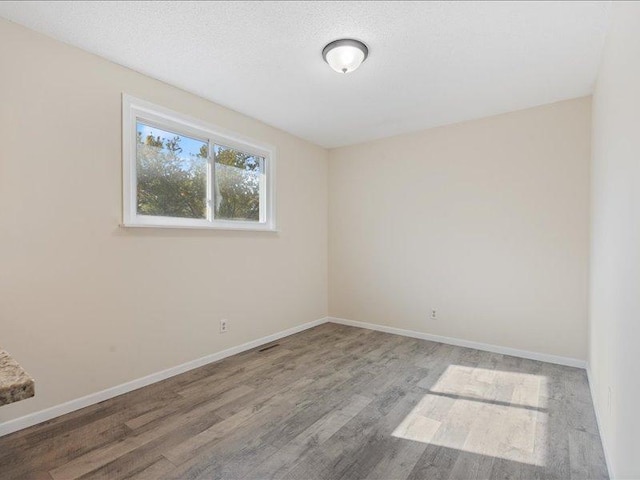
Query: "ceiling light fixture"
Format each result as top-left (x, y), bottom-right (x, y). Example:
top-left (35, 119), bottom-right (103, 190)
top-left (322, 39), bottom-right (369, 74)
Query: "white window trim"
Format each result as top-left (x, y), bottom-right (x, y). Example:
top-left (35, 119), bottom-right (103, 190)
top-left (122, 94), bottom-right (277, 231)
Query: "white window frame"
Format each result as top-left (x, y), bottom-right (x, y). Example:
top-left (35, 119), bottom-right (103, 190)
top-left (122, 94), bottom-right (276, 231)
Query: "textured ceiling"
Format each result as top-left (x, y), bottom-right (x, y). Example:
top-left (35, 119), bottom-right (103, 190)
top-left (0, 1), bottom-right (610, 148)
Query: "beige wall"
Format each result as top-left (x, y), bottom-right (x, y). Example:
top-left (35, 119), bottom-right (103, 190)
top-left (329, 97), bottom-right (591, 360)
top-left (590, 2), bottom-right (640, 478)
top-left (0, 19), bottom-right (328, 423)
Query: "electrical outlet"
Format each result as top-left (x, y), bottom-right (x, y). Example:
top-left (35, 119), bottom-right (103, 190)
top-left (220, 319), bottom-right (229, 333)
top-left (431, 309), bottom-right (437, 320)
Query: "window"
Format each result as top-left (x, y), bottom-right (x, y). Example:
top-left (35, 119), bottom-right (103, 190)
top-left (122, 95), bottom-right (275, 230)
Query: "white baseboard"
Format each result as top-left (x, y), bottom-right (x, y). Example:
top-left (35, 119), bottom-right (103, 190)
top-left (0, 317), bottom-right (329, 438)
top-left (328, 317), bottom-right (587, 369)
top-left (586, 366), bottom-right (614, 479)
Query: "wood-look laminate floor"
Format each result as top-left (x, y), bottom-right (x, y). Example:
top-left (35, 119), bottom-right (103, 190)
top-left (0, 323), bottom-right (608, 480)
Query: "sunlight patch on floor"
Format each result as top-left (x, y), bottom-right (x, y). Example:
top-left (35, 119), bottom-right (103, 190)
top-left (432, 364), bottom-right (547, 408)
top-left (392, 365), bottom-right (548, 466)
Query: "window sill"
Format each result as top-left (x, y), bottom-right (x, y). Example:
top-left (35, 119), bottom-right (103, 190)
top-left (120, 222), bottom-right (279, 232)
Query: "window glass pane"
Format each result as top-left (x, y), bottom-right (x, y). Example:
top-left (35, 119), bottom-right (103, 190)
top-left (136, 122), bottom-right (208, 219)
top-left (214, 145), bottom-right (265, 222)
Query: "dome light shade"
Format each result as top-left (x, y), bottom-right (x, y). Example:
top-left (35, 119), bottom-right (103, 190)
top-left (322, 39), bottom-right (369, 74)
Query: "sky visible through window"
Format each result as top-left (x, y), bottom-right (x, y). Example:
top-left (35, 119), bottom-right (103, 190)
top-left (136, 122), bottom-right (206, 162)
top-left (136, 122), bottom-right (264, 172)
